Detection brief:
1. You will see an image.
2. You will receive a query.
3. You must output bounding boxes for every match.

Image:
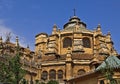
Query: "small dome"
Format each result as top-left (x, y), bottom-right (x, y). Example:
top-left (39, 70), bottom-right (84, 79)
top-left (69, 16), bottom-right (80, 22)
top-left (63, 16), bottom-right (86, 29)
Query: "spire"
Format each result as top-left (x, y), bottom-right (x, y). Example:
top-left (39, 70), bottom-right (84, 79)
top-left (107, 31), bottom-right (111, 36)
top-left (97, 24), bottom-right (102, 34)
top-left (73, 8), bottom-right (76, 16)
top-left (97, 24), bottom-right (101, 31)
top-left (5, 32), bottom-right (11, 42)
top-left (15, 36), bottom-right (19, 47)
top-left (27, 44), bottom-right (29, 49)
top-left (53, 24), bottom-right (57, 28)
top-left (52, 24), bottom-right (58, 34)
top-left (97, 24), bottom-right (101, 28)
top-left (0, 36), bottom-right (3, 43)
top-left (106, 31), bottom-right (112, 43)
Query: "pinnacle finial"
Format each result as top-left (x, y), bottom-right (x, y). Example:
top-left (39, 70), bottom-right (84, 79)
top-left (73, 8), bottom-right (76, 16)
top-left (53, 24), bottom-right (57, 28)
top-left (16, 36), bottom-right (19, 47)
top-left (27, 44), bottom-right (29, 49)
top-left (97, 24), bottom-right (102, 33)
top-left (107, 31), bottom-right (111, 35)
top-left (0, 36), bottom-right (2, 43)
top-left (5, 32), bottom-right (11, 42)
top-left (97, 24), bottom-right (101, 28)
top-left (52, 24), bottom-right (58, 34)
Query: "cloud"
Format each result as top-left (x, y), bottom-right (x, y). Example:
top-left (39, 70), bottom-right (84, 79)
top-left (0, 19), bottom-right (29, 49)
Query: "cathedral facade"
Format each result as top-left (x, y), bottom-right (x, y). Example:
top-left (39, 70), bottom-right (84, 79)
top-left (0, 15), bottom-right (118, 83)
top-left (34, 15), bottom-right (118, 83)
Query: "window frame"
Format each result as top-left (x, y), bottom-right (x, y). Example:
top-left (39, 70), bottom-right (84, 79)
top-left (77, 69), bottom-right (86, 75)
top-left (82, 37), bottom-right (91, 48)
top-left (41, 71), bottom-right (48, 80)
top-left (63, 37), bottom-right (72, 48)
top-left (49, 69), bottom-right (56, 80)
top-left (58, 70), bottom-right (63, 79)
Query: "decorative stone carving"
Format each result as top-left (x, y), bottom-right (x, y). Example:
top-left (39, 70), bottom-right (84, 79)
top-left (46, 41), bottom-right (58, 55)
top-left (48, 41), bottom-right (56, 48)
top-left (74, 39), bottom-right (81, 45)
top-left (99, 42), bottom-right (109, 56)
top-left (73, 39), bottom-right (84, 53)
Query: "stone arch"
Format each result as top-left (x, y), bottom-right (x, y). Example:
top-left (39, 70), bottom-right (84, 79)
top-left (77, 69), bottom-right (86, 75)
top-left (49, 69), bottom-right (56, 80)
top-left (57, 70), bottom-right (63, 79)
top-left (63, 37), bottom-right (72, 48)
top-left (41, 71), bottom-right (48, 80)
top-left (83, 37), bottom-right (91, 48)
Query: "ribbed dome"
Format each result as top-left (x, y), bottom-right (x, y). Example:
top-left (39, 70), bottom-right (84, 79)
top-left (63, 16), bottom-right (86, 30)
top-left (69, 16), bottom-right (80, 22)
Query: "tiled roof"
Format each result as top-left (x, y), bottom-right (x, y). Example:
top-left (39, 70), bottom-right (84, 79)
top-left (62, 26), bottom-right (92, 33)
top-left (96, 56), bottom-right (120, 71)
top-left (67, 70), bottom-right (98, 82)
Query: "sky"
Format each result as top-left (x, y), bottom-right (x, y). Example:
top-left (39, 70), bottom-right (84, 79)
top-left (0, 0), bottom-right (120, 53)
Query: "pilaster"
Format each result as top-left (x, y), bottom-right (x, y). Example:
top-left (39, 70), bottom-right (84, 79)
top-left (65, 48), bottom-right (73, 80)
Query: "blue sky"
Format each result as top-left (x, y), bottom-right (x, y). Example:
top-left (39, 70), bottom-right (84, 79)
top-left (0, 0), bottom-right (120, 53)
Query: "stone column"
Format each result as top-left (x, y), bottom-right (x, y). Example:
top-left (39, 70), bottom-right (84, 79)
top-left (65, 48), bottom-right (73, 80)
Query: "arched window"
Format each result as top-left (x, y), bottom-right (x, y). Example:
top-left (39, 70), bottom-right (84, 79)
top-left (63, 37), bottom-right (72, 48)
top-left (41, 71), bottom-right (48, 80)
top-left (58, 70), bottom-right (63, 79)
top-left (49, 69), bottom-right (56, 80)
top-left (83, 37), bottom-right (91, 48)
top-left (77, 69), bottom-right (86, 75)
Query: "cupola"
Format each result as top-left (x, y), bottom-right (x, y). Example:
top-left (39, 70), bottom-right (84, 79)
top-left (63, 16), bottom-right (86, 30)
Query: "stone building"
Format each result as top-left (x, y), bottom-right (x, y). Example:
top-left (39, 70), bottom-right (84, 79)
top-left (67, 56), bottom-right (120, 84)
top-left (0, 15), bottom-right (118, 83)
top-left (34, 15), bottom-right (118, 83)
